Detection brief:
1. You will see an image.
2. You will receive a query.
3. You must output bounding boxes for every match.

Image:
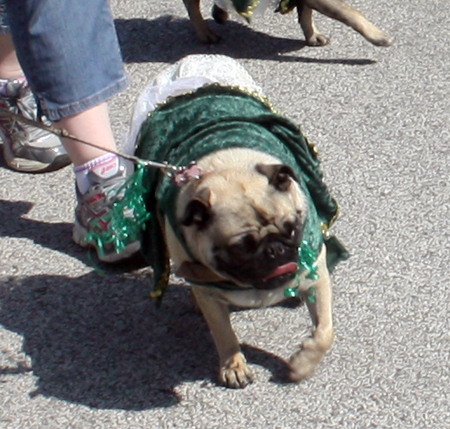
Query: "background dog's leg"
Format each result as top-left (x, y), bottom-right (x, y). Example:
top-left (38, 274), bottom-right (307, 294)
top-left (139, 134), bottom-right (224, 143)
top-left (289, 249), bottom-right (334, 381)
top-left (192, 287), bottom-right (254, 388)
top-left (296, 0), bottom-right (331, 46)
top-left (212, 4), bottom-right (229, 25)
top-left (183, 0), bottom-right (221, 43)
top-left (306, 0), bottom-right (391, 46)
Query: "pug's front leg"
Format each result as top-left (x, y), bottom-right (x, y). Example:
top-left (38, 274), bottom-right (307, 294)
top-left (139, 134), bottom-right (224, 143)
top-left (191, 287), bottom-right (254, 388)
top-left (289, 249), bottom-right (334, 381)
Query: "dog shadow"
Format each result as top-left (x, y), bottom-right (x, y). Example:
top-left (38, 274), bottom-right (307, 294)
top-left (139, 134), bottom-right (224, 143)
top-left (0, 270), bottom-right (297, 410)
top-left (0, 199), bottom-right (85, 261)
top-left (0, 169), bottom-right (302, 409)
top-left (115, 16), bottom-right (376, 65)
top-left (0, 199), bottom-right (148, 270)
top-left (0, 198), bottom-right (298, 409)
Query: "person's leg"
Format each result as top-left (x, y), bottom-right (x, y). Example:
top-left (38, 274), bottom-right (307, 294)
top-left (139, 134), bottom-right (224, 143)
top-left (55, 103), bottom-right (117, 167)
top-left (0, 32), bottom-right (22, 78)
top-left (0, 3), bottom-right (70, 172)
top-left (5, 0), bottom-right (140, 262)
top-left (5, 0), bottom-right (128, 124)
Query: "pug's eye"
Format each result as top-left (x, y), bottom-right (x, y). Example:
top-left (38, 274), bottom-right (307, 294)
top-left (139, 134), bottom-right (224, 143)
top-left (256, 164), bottom-right (297, 192)
top-left (182, 199), bottom-right (212, 230)
top-left (273, 166), bottom-right (295, 191)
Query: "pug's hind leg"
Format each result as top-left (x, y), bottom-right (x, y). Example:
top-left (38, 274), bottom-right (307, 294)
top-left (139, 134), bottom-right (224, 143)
top-left (191, 287), bottom-right (254, 388)
top-left (289, 250), bottom-right (334, 381)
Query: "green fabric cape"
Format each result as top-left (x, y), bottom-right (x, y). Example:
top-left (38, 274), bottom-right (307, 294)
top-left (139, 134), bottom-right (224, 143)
top-left (135, 85), bottom-right (348, 300)
top-left (229, 0), bottom-right (297, 19)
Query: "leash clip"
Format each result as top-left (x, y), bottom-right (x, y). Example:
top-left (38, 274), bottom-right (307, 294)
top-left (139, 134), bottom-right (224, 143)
top-left (169, 162), bottom-right (202, 186)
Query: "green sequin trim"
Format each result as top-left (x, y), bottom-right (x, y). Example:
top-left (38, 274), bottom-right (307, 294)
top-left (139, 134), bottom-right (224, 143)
top-left (284, 287), bottom-right (299, 298)
top-left (299, 240), bottom-right (319, 280)
top-left (83, 163), bottom-right (151, 257)
top-left (307, 286), bottom-right (316, 304)
top-left (283, 240), bottom-right (319, 298)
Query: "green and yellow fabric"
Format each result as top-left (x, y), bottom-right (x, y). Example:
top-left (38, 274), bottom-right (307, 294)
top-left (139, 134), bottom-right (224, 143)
top-left (228, 0), bottom-right (297, 21)
top-left (134, 85), bottom-right (348, 301)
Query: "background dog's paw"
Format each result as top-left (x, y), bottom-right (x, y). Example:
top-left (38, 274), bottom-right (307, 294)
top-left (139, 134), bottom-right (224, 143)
top-left (359, 23), bottom-right (392, 46)
top-left (288, 338), bottom-right (327, 382)
top-left (219, 352), bottom-right (254, 388)
top-left (306, 33), bottom-right (331, 46)
top-left (367, 31), bottom-right (392, 47)
top-left (195, 23), bottom-right (221, 44)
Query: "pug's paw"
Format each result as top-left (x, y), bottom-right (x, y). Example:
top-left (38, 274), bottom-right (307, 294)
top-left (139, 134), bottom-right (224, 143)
top-left (288, 333), bottom-right (333, 382)
top-left (219, 352), bottom-right (254, 388)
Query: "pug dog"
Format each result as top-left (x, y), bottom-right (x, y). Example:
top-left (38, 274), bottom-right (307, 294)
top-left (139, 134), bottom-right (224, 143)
top-left (167, 149), bottom-right (338, 388)
top-left (127, 55), bottom-right (348, 388)
top-left (182, 0), bottom-right (391, 46)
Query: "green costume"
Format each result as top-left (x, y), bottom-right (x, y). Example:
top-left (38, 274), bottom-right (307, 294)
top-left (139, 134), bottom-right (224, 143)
top-left (134, 85), bottom-right (348, 301)
top-left (227, 0), bottom-right (297, 21)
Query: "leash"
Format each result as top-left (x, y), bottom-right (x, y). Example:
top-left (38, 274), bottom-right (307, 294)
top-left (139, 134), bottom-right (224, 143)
top-left (1, 87), bottom-right (348, 306)
top-left (0, 106), bottom-right (202, 277)
top-left (0, 107), bottom-right (202, 184)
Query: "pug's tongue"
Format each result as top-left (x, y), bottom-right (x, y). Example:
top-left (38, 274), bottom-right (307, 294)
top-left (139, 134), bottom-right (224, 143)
top-left (263, 262), bottom-right (298, 282)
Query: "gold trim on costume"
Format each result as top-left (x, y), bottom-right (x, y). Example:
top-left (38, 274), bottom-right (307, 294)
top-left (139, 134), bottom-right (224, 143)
top-left (239, 0), bottom-right (262, 21)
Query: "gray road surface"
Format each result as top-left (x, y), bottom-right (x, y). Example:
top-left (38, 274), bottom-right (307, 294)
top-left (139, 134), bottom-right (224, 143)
top-left (1, 0), bottom-right (449, 427)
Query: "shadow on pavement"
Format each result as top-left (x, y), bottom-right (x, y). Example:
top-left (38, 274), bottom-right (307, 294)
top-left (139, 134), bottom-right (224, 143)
top-left (0, 199), bottom-right (294, 409)
top-left (0, 272), bottom-right (291, 410)
top-left (0, 194), bottom-right (304, 409)
top-left (0, 199), bottom-right (148, 270)
top-left (0, 199), bottom-right (84, 260)
top-left (115, 16), bottom-right (376, 65)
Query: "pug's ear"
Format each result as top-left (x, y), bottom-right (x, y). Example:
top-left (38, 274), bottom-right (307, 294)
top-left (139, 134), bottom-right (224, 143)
top-left (256, 164), bottom-right (298, 191)
top-left (181, 188), bottom-right (212, 229)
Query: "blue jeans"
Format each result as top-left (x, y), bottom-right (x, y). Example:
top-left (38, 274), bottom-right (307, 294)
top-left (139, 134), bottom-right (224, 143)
top-left (2, 0), bottom-right (128, 121)
top-left (0, 1), bottom-right (9, 34)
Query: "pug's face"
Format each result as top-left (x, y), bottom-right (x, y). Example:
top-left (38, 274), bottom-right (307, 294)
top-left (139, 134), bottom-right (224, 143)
top-left (176, 163), bottom-right (307, 289)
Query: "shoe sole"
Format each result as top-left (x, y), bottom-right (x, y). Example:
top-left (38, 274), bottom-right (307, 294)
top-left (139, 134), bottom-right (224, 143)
top-left (3, 143), bottom-right (71, 173)
top-left (73, 221), bottom-right (141, 263)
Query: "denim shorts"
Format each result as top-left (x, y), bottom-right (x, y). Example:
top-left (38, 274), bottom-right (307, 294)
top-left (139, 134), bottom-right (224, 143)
top-left (0, 0), bottom-right (9, 34)
top-left (3, 0), bottom-right (128, 121)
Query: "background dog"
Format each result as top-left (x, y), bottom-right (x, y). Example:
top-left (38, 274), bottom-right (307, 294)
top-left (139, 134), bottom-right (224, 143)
top-left (127, 55), bottom-right (348, 388)
top-left (182, 0), bottom-right (391, 46)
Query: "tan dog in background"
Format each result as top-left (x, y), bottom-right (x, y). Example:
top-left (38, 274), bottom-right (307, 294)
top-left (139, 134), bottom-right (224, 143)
top-left (182, 0), bottom-right (391, 46)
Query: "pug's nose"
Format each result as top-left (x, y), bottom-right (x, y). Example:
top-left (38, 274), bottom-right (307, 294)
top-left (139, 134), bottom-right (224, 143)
top-left (265, 241), bottom-right (286, 259)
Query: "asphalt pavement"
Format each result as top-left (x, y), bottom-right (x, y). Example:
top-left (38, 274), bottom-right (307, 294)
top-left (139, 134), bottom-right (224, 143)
top-left (1, 0), bottom-right (449, 427)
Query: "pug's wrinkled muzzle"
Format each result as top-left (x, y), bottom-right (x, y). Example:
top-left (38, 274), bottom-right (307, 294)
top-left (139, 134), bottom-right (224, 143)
top-left (215, 231), bottom-right (302, 290)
